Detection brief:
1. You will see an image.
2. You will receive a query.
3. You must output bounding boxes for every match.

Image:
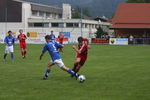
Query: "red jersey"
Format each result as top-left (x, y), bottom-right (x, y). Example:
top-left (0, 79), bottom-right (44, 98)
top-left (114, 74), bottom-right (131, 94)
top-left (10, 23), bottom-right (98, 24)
top-left (77, 42), bottom-right (88, 57)
top-left (17, 34), bottom-right (27, 43)
top-left (58, 34), bottom-right (64, 41)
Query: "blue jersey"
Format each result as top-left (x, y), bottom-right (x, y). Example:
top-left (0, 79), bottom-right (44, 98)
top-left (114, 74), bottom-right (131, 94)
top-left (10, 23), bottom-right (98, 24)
top-left (42, 41), bottom-right (63, 62)
top-left (4, 35), bottom-right (15, 46)
top-left (50, 34), bottom-right (55, 41)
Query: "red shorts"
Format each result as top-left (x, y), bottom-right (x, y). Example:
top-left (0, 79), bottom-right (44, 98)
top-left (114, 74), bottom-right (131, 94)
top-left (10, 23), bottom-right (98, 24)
top-left (20, 43), bottom-right (26, 49)
top-left (77, 55), bottom-right (87, 66)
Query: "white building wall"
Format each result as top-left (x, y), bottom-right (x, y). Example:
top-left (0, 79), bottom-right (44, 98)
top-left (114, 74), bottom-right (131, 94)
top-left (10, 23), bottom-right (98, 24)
top-left (22, 2), bottom-right (32, 32)
top-left (62, 4), bottom-right (72, 19)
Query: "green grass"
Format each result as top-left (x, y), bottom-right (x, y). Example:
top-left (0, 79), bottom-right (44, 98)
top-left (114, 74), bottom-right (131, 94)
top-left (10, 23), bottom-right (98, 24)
top-left (0, 44), bottom-right (150, 100)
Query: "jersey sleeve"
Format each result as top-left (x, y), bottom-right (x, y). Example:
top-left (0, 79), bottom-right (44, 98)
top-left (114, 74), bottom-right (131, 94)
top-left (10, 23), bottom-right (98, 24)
top-left (4, 37), bottom-right (7, 43)
top-left (42, 44), bottom-right (48, 53)
top-left (55, 42), bottom-right (63, 48)
top-left (24, 34), bottom-right (27, 39)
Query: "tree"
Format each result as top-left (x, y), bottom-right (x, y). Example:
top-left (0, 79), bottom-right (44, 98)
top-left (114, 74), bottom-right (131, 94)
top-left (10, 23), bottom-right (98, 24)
top-left (72, 6), bottom-right (91, 19)
top-left (127, 0), bottom-right (150, 3)
top-left (95, 27), bottom-right (108, 38)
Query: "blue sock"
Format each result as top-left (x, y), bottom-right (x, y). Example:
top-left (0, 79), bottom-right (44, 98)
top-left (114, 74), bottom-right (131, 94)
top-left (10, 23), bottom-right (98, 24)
top-left (4, 54), bottom-right (7, 59)
top-left (67, 69), bottom-right (78, 77)
top-left (11, 54), bottom-right (14, 60)
top-left (45, 69), bottom-right (51, 77)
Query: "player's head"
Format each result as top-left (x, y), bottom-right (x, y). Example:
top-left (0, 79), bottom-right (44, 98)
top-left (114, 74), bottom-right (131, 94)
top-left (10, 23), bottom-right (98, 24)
top-left (8, 30), bottom-right (12, 36)
top-left (45, 35), bottom-right (51, 42)
top-left (19, 29), bottom-right (23, 34)
top-left (78, 36), bottom-right (83, 43)
top-left (51, 30), bottom-right (53, 34)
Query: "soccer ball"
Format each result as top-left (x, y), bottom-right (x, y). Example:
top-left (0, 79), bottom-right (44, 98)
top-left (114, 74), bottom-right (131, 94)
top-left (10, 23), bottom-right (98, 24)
top-left (77, 75), bottom-right (86, 83)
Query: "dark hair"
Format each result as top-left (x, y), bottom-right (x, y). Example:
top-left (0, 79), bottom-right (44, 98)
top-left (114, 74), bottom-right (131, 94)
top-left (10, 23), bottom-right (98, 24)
top-left (8, 30), bottom-right (12, 33)
top-left (78, 36), bottom-right (83, 43)
top-left (45, 35), bottom-right (51, 40)
top-left (51, 30), bottom-right (53, 33)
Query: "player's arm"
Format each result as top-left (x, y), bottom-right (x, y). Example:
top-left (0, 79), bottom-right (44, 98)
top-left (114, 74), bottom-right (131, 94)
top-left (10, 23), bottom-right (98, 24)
top-left (23, 35), bottom-right (27, 40)
top-left (39, 45), bottom-right (47, 60)
top-left (13, 38), bottom-right (15, 45)
top-left (73, 45), bottom-right (81, 54)
top-left (87, 45), bottom-right (91, 49)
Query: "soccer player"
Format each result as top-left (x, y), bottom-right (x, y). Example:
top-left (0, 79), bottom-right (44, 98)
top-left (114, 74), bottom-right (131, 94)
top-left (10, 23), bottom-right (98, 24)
top-left (72, 37), bottom-right (89, 75)
top-left (58, 32), bottom-right (64, 44)
top-left (40, 35), bottom-right (79, 80)
top-left (49, 30), bottom-right (55, 43)
top-left (3, 31), bottom-right (15, 61)
top-left (17, 29), bottom-right (27, 59)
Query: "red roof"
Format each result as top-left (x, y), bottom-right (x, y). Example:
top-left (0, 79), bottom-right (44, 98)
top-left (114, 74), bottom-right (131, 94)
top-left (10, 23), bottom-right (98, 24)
top-left (111, 3), bottom-right (150, 24)
top-left (110, 24), bottom-right (150, 29)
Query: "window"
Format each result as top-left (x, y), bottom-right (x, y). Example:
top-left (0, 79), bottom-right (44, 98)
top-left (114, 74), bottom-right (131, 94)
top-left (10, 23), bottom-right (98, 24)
top-left (58, 14), bottom-right (62, 18)
top-left (74, 23), bottom-right (79, 28)
top-left (46, 12), bottom-right (51, 18)
top-left (66, 23), bottom-right (79, 28)
top-left (39, 11), bottom-right (45, 17)
top-left (43, 23), bottom-right (49, 27)
top-left (58, 23), bottom-right (64, 28)
top-left (28, 23), bottom-right (34, 27)
top-left (66, 23), bottom-right (73, 27)
top-left (34, 23), bottom-right (43, 27)
top-left (28, 23), bottom-right (49, 27)
top-left (32, 10), bottom-right (38, 16)
top-left (52, 14), bottom-right (56, 19)
top-left (51, 23), bottom-right (59, 27)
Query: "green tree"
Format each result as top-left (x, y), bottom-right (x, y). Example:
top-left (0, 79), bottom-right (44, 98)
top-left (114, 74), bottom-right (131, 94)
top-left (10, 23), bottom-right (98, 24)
top-left (127, 0), bottom-right (150, 3)
top-left (95, 27), bottom-right (108, 38)
top-left (72, 6), bottom-right (91, 19)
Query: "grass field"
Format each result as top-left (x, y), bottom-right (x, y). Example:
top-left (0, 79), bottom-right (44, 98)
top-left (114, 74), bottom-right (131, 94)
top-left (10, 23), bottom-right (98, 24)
top-left (0, 44), bottom-right (150, 100)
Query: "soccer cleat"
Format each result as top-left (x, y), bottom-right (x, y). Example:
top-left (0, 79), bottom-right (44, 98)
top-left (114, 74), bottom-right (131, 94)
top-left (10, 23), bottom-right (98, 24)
top-left (43, 74), bottom-right (48, 80)
top-left (43, 76), bottom-right (47, 80)
top-left (22, 56), bottom-right (26, 59)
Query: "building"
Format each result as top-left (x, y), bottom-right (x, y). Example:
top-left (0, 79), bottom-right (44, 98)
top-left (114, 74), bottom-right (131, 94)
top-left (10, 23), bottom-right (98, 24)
top-left (110, 3), bottom-right (150, 40)
top-left (0, 0), bottom-right (111, 43)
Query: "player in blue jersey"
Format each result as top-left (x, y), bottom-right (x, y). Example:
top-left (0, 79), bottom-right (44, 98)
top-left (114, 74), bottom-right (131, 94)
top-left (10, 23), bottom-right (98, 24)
top-left (40, 35), bottom-right (79, 80)
top-left (49, 30), bottom-right (55, 42)
top-left (3, 31), bottom-right (15, 60)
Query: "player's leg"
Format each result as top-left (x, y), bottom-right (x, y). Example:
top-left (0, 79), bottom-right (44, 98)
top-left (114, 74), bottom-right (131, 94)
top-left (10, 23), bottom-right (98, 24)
top-left (23, 43), bottom-right (27, 57)
top-left (21, 48), bottom-right (25, 58)
top-left (43, 61), bottom-right (55, 80)
top-left (55, 59), bottom-right (79, 78)
top-left (10, 52), bottom-right (14, 60)
top-left (73, 56), bottom-right (87, 73)
top-left (72, 58), bottom-right (81, 73)
top-left (3, 53), bottom-right (7, 60)
top-left (4, 46), bottom-right (9, 60)
top-left (10, 46), bottom-right (14, 60)
top-left (20, 43), bottom-right (24, 58)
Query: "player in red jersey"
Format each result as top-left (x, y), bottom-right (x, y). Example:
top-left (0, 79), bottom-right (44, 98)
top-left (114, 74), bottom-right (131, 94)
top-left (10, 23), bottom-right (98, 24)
top-left (58, 33), bottom-right (64, 44)
top-left (72, 37), bottom-right (90, 75)
top-left (17, 29), bottom-right (27, 59)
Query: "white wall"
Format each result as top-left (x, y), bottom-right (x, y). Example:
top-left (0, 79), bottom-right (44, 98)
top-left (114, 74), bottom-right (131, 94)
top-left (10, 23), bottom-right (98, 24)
top-left (62, 4), bottom-right (72, 19)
